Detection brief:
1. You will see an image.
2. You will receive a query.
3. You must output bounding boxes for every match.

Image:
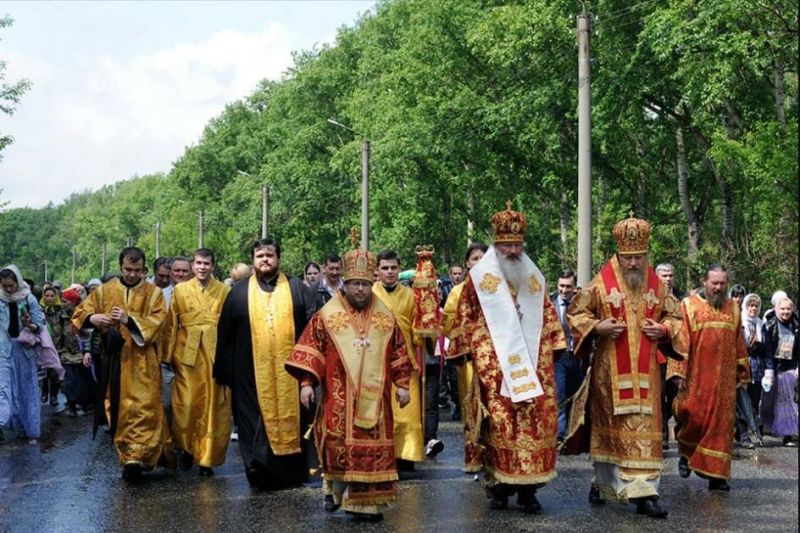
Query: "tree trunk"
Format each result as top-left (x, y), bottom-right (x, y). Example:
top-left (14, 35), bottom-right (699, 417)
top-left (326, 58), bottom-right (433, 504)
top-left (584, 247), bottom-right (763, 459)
top-left (466, 186), bottom-right (475, 246)
top-left (676, 125), bottom-right (701, 282)
top-left (634, 140), bottom-right (646, 218)
top-left (442, 188), bottom-right (452, 266)
top-left (775, 54), bottom-right (786, 127)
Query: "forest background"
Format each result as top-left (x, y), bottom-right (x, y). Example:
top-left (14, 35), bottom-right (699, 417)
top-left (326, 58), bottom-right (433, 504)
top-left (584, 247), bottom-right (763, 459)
top-left (1, 0), bottom-right (797, 299)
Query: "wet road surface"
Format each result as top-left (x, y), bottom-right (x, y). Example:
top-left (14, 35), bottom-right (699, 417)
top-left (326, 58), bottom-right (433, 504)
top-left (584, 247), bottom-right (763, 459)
top-left (0, 397), bottom-right (797, 532)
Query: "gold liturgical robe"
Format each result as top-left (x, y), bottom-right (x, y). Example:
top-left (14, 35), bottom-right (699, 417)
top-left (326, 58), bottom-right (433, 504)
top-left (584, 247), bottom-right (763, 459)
top-left (373, 283), bottom-right (424, 462)
top-left (568, 257), bottom-right (682, 500)
top-left (166, 277), bottom-right (231, 467)
top-left (72, 278), bottom-right (173, 470)
top-left (443, 282), bottom-right (478, 470)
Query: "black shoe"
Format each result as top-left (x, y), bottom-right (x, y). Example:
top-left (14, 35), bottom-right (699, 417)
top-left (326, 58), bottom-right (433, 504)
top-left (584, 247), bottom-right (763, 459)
top-left (678, 456), bottom-right (691, 478)
top-left (588, 484), bottom-right (605, 505)
top-left (396, 459), bottom-right (415, 472)
top-left (179, 451), bottom-right (194, 471)
top-left (783, 436), bottom-right (798, 448)
top-left (517, 488), bottom-right (542, 514)
top-left (198, 467), bottom-right (214, 477)
top-left (489, 484), bottom-right (509, 510)
top-left (708, 479), bottom-right (730, 492)
top-left (122, 463), bottom-right (142, 482)
top-left (323, 494), bottom-right (340, 512)
top-left (635, 497), bottom-right (668, 518)
top-left (245, 467), bottom-right (264, 488)
top-left (346, 511), bottom-right (383, 522)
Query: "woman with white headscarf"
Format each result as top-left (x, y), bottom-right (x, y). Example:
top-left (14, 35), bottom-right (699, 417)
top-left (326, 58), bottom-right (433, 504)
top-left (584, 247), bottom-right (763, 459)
top-left (0, 265), bottom-right (46, 443)
top-left (737, 294), bottom-right (767, 446)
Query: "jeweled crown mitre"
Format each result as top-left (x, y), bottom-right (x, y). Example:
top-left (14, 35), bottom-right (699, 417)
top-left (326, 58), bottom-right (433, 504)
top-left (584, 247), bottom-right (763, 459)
top-left (342, 227), bottom-right (376, 282)
top-left (491, 200), bottom-right (527, 244)
top-left (612, 212), bottom-right (650, 255)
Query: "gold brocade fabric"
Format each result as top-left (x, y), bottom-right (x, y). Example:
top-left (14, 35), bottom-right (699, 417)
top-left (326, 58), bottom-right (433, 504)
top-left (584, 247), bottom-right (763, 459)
top-left (247, 274), bottom-right (301, 455)
top-left (167, 278), bottom-right (231, 467)
top-left (320, 294), bottom-right (394, 429)
top-left (567, 260), bottom-right (683, 470)
top-left (372, 283), bottom-right (425, 462)
top-left (71, 279), bottom-right (174, 470)
top-left (286, 301), bottom-right (412, 488)
top-left (450, 277), bottom-right (563, 484)
top-left (443, 283), bottom-right (479, 470)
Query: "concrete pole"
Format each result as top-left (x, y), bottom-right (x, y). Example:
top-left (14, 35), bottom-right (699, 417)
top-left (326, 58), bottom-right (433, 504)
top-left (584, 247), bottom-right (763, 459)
top-left (101, 243), bottom-right (107, 277)
top-left (126, 236), bottom-right (133, 247)
top-left (155, 222), bottom-right (161, 257)
top-left (361, 140), bottom-right (370, 250)
top-left (261, 185), bottom-right (269, 239)
top-left (198, 210), bottom-right (205, 248)
top-left (71, 250), bottom-right (76, 284)
top-left (576, 14), bottom-right (593, 287)
top-left (44, 260), bottom-right (48, 283)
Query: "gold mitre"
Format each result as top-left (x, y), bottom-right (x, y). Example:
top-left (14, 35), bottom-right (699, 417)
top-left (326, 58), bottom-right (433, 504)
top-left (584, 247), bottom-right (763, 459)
top-left (342, 227), bottom-right (376, 282)
top-left (491, 200), bottom-right (527, 243)
top-left (612, 211), bottom-right (651, 255)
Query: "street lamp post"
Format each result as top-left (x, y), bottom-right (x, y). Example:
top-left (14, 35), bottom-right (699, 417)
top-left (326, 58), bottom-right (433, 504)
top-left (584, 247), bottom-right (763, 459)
top-left (327, 118), bottom-right (369, 250)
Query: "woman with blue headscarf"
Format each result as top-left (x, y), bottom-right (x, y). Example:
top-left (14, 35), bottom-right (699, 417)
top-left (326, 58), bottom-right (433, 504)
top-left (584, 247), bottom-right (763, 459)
top-left (0, 264), bottom-right (45, 443)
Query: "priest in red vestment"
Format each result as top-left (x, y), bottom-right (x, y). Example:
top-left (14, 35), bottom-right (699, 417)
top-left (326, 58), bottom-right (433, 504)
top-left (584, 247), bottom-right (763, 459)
top-left (566, 214), bottom-right (684, 519)
top-left (285, 245), bottom-right (411, 522)
top-left (669, 264), bottom-right (750, 491)
top-left (449, 202), bottom-right (565, 514)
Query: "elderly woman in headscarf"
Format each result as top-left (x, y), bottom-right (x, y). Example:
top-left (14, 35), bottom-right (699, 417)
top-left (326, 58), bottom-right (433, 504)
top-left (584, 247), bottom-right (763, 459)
top-left (737, 293), bottom-right (767, 447)
top-left (0, 265), bottom-right (46, 443)
top-left (761, 294), bottom-right (799, 447)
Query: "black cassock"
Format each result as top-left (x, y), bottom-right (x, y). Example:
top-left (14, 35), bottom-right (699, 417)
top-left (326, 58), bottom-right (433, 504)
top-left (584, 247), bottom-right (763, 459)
top-left (213, 273), bottom-right (318, 489)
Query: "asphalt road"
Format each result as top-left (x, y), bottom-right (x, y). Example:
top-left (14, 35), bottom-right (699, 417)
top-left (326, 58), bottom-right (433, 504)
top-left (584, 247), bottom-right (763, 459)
top-left (0, 397), bottom-right (797, 533)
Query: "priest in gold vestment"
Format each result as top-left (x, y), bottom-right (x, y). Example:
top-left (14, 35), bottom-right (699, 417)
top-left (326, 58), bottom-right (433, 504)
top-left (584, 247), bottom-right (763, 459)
top-left (213, 239), bottom-right (318, 489)
top-left (450, 203), bottom-right (565, 514)
top-left (372, 250), bottom-right (425, 468)
top-left (72, 247), bottom-right (174, 481)
top-left (286, 246), bottom-right (412, 522)
top-left (166, 248), bottom-right (231, 476)
top-left (567, 215), bottom-right (683, 518)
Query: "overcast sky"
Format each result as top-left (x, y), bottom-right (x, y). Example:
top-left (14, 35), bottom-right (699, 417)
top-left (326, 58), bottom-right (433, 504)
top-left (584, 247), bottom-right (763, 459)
top-left (0, 1), bottom-right (374, 209)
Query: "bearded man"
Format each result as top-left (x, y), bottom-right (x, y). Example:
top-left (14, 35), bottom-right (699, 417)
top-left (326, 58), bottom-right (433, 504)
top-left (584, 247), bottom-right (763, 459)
top-left (286, 246), bottom-right (411, 522)
top-left (669, 264), bottom-right (750, 491)
top-left (567, 214), bottom-right (683, 518)
top-left (450, 202), bottom-right (565, 514)
top-left (213, 238), bottom-right (318, 489)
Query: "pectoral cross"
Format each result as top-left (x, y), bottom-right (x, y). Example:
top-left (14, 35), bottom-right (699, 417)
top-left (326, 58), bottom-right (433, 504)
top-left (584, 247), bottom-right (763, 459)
top-left (353, 337), bottom-right (372, 356)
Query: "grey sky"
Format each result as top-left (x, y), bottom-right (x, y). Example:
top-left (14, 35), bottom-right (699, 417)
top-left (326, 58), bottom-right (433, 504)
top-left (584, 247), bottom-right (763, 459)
top-left (0, 1), bottom-right (373, 208)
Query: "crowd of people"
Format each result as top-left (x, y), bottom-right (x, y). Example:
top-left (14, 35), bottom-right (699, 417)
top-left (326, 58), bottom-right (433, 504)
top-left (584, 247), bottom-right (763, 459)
top-left (0, 204), bottom-right (797, 522)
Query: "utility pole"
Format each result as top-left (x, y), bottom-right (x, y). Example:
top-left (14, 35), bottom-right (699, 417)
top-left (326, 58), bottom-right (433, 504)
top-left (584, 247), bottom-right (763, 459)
top-left (101, 243), bottom-right (107, 277)
top-left (71, 250), bottom-right (76, 284)
top-left (576, 13), bottom-right (593, 287)
top-left (126, 236), bottom-right (133, 247)
top-left (261, 185), bottom-right (269, 238)
top-left (44, 260), bottom-right (48, 282)
top-left (327, 119), bottom-right (371, 250)
top-left (198, 210), bottom-right (205, 248)
top-left (155, 222), bottom-right (161, 257)
top-left (361, 140), bottom-right (370, 250)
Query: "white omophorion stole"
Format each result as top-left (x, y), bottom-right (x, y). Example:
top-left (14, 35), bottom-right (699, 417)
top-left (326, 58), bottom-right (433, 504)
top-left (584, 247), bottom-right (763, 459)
top-left (469, 245), bottom-right (546, 402)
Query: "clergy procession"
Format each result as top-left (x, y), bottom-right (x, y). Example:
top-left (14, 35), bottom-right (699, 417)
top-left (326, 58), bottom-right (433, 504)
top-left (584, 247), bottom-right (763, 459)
top-left (0, 204), bottom-right (797, 528)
